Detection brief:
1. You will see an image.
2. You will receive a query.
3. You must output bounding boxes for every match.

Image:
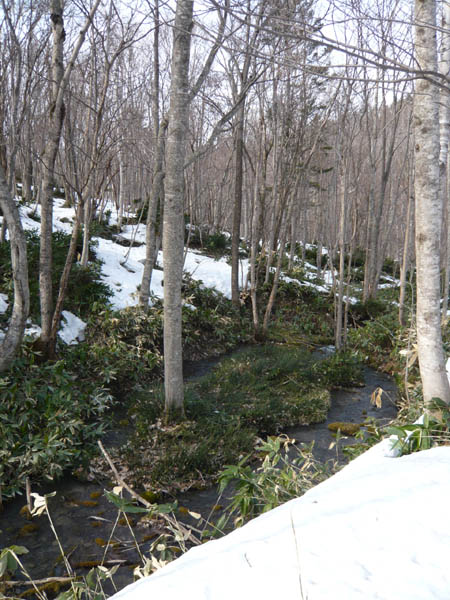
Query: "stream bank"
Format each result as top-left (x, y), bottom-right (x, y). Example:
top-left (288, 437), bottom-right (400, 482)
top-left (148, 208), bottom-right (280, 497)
top-left (0, 357), bottom-right (397, 597)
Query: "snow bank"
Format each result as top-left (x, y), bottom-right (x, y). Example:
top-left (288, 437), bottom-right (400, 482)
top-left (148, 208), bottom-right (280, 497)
top-left (111, 442), bottom-right (450, 600)
top-left (0, 293), bottom-right (8, 314)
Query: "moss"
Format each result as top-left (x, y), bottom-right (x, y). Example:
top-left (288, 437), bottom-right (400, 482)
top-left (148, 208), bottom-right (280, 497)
top-left (74, 560), bottom-right (102, 568)
top-left (18, 523), bottom-right (39, 536)
top-left (19, 505), bottom-right (32, 520)
top-left (76, 500), bottom-right (98, 508)
top-left (94, 537), bottom-right (107, 547)
top-left (328, 422), bottom-right (362, 436)
top-left (20, 582), bottom-right (61, 598)
top-left (140, 490), bottom-right (160, 503)
top-left (118, 517), bottom-right (135, 526)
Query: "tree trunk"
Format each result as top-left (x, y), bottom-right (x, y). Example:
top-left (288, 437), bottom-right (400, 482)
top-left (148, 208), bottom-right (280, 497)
top-left (439, 2), bottom-right (450, 322)
top-left (0, 163), bottom-right (29, 371)
top-left (399, 188), bottom-right (413, 327)
top-left (336, 171), bottom-right (346, 350)
top-left (163, 0), bottom-right (193, 418)
top-left (48, 203), bottom-right (83, 349)
top-left (231, 101), bottom-right (245, 307)
top-left (413, 0), bottom-right (450, 405)
top-left (139, 121), bottom-right (167, 306)
top-left (39, 0), bottom-right (66, 350)
top-left (39, 0), bottom-right (100, 356)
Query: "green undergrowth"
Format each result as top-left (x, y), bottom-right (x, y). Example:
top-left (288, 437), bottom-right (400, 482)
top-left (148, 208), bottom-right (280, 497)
top-left (264, 282), bottom-right (335, 346)
top-left (75, 275), bottom-right (251, 395)
top-left (122, 344), bottom-right (363, 494)
top-left (0, 349), bottom-right (113, 500)
top-left (0, 275), bottom-right (251, 501)
top-left (216, 436), bottom-right (334, 529)
top-left (347, 309), bottom-right (406, 373)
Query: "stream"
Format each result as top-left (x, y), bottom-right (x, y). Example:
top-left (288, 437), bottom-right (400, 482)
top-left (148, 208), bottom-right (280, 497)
top-left (0, 353), bottom-right (397, 597)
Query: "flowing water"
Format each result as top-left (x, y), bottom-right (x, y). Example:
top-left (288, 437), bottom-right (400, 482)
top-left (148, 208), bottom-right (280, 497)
top-left (0, 352), bottom-right (397, 597)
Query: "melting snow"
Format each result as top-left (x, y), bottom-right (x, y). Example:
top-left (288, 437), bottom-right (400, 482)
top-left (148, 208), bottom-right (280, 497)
top-left (110, 441), bottom-right (450, 600)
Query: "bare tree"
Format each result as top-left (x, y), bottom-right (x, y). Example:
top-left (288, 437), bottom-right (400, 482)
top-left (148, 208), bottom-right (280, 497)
top-left (0, 162), bottom-right (29, 371)
top-left (413, 0), bottom-right (450, 405)
top-left (38, 0), bottom-right (101, 357)
top-left (163, 0), bottom-right (194, 418)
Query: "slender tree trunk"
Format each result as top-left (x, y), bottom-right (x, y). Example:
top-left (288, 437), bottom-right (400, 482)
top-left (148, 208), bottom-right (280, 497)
top-left (140, 120), bottom-right (167, 306)
top-left (0, 163), bottom-right (29, 371)
top-left (140, 0), bottom-right (164, 307)
top-left (336, 171), bottom-right (346, 350)
top-left (231, 101), bottom-right (245, 307)
top-left (250, 141), bottom-right (261, 337)
top-left (49, 204), bottom-right (83, 348)
top-left (117, 147), bottom-right (126, 233)
top-left (39, 0), bottom-right (100, 356)
top-left (80, 199), bottom-right (91, 268)
top-left (440, 2), bottom-right (450, 322)
top-left (262, 208), bottom-right (291, 336)
top-left (39, 0), bottom-right (66, 350)
top-left (413, 0), bottom-right (450, 405)
top-left (399, 188), bottom-right (413, 327)
top-left (163, 0), bottom-right (193, 418)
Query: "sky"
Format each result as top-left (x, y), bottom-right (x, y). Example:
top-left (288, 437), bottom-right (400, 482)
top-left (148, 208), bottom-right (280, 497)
top-left (2, 201), bottom-right (446, 599)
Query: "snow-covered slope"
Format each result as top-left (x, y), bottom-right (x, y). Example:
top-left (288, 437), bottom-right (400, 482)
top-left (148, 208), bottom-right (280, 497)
top-left (111, 440), bottom-right (450, 600)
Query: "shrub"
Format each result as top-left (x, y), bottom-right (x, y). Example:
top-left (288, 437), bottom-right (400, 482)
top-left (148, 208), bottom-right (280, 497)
top-left (185, 225), bottom-right (231, 256)
top-left (0, 350), bottom-right (113, 500)
top-left (216, 436), bottom-right (333, 528)
top-left (387, 398), bottom-right (450, 455)
top-left (347, 311), bottom-right (405, 372)
top-left (80, 277), bottom-right (250, 394)
top-left (350, 297), bottom-right (389, 323)
top-left (313, 350), bottom-right (364, 389)
top-left (74, 305), bottom-right (165, 394)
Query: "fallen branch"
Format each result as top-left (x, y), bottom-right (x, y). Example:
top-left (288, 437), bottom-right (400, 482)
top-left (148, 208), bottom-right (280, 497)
top-left (1, 576), bottom-right (75, 588)
top-left (97, 441), bottom-right (201, 546)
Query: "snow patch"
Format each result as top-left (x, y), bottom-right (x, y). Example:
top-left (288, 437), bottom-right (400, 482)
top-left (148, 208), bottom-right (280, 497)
top-left (0, 293), bottom-right (8, 314)
top-left (111, 444), bottom-right (450, 600)
top-left (58, 311), bottom-right (87, 345)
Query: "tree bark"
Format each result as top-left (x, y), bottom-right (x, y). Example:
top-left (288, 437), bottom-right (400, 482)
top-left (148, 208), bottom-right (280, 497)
top-left (231, 101), bottom-right (245, 307)
top-left (439, 2), bottom-right (450, 322)
top-left (163, 0), bottom-right (193, 418)
top-left (139, 119), bottom-right (167, 306)
top-left (39, 0), bottom-right (100, 356)
top-left (0, 162), bottom-right (29, 371)
top-left (413, 0), bottom-right (450, 405)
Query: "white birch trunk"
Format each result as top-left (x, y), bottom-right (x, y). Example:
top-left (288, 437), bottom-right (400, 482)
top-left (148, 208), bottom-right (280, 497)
top-left (0, 162), bottom-right (29, 371)
top-left (439, 2), bottom-right (450, 321)
top-left (414, 0), bottom-right (450, 405)
top-left (163, 0), bottom-right (193, 417)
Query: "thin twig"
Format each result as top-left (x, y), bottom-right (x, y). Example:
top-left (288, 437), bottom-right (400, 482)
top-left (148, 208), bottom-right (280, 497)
top-left (2, 576), bottom-right (75, 588)
top-left (98, 440), bottom-right (152, 509)
top-left (97, 440), bottom-right (201, 546)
